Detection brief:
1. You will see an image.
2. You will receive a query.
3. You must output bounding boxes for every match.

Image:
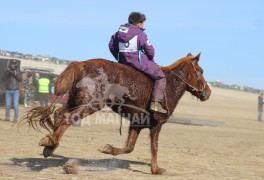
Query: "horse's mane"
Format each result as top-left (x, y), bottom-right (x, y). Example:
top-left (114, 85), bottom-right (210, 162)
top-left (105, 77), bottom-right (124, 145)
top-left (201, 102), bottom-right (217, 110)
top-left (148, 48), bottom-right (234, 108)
top-left (162, 53), bottom-right (194, 71)
top-left (82, 53), bottom-right (194, 76)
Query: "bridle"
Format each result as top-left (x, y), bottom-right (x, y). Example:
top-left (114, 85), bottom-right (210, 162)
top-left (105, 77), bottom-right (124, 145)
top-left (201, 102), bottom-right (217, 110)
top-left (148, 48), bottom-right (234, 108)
top-left (170, 59), bottom-right (207, 93)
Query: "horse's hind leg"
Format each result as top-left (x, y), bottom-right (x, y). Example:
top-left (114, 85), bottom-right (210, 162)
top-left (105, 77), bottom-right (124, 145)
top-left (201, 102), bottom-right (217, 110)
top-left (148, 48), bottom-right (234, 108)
top-left (40, 104), bottom-right (103, 158)
top-left (53, 106), bottom-right (69, 130)
top-left (42, 121), bottom-right (71, 158)
top-left (39, 105), bottom-right (68, 141)
top-left (39, 105), bottom-right (72, 158)
top-left (100, 126), bottom-right (141, 155)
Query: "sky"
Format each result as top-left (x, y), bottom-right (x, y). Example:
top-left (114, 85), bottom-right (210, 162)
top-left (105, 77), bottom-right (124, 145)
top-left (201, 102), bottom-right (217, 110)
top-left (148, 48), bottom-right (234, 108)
top-left (0, 0), bottom-right (264, 89)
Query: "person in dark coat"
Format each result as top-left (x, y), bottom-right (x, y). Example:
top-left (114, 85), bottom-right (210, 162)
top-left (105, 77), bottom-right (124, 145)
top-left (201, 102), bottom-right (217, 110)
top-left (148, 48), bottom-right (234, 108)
top-left (2, 59), bottom-right (22, 122)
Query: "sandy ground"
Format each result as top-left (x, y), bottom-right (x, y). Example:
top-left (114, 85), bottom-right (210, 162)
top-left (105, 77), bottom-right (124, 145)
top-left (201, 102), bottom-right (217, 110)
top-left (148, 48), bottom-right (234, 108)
top-left (0, 86), bottom-right (264, 180)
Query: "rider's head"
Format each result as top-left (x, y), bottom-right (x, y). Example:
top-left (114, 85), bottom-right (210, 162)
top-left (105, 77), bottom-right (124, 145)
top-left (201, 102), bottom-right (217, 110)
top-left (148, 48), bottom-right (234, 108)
top-left (128, 12), bottom-right (146, 29)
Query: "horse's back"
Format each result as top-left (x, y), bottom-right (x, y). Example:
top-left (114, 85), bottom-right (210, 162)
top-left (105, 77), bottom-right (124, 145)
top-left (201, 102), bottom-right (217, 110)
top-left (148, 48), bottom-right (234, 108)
top-left (81, 58), bottom-right (154, 110)
top-left (83, 58), bottom-right (152, 84)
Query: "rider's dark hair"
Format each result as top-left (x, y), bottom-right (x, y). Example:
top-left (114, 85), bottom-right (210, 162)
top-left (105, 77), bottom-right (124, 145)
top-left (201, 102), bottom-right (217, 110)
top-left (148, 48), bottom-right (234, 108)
top-left (128, 12), bottom-right (146, 25)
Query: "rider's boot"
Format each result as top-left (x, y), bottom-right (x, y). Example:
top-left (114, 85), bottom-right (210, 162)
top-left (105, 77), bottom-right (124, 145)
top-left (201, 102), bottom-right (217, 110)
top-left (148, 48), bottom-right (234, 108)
top-left (150, 102), bottom-right (167, 114)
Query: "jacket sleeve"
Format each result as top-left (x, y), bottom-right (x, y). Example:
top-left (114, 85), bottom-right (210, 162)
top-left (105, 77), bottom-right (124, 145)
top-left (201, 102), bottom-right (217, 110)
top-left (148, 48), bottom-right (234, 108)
top-left (138, 32), bottom-right (155, 61)
top-left (36, 79), bottom-right (39, 93)
top-left (2, 70), bottom-right (9, 82)
top-left (109, 34), bottom-right (119, 60)
top-left (14, 70), bottom-right (22, 82)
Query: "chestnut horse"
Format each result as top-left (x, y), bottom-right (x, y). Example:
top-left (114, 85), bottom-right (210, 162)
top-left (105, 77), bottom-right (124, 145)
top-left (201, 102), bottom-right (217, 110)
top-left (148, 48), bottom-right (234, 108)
top-left (21, 52), bottom-right (211, 174)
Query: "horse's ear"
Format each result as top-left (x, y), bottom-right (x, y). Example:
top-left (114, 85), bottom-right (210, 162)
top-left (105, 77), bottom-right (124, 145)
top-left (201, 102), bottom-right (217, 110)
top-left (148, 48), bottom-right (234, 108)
top-left (187, 53), bottom-right (193, 57)
top-left (193, 52), bottom-right (201, 62)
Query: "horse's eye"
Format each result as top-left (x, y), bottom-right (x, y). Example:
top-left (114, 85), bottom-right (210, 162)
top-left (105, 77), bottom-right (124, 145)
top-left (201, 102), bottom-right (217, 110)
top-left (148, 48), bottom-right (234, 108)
top-left (200, 68), bottom-right (204, 74)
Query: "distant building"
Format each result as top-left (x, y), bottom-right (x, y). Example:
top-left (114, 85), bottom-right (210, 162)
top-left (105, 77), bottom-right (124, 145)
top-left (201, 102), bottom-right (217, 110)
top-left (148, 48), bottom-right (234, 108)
top-left (41, 57), bottom-right (50, 62)
top-left (35, 55), bottom-right (50, 62)
top-left (231, 84), bottom-right (240, 90)
top-left (0, 50), bottom-right (5, 55)
top-left (5, 52), bottom-right (11, 56)
top-left (24, 54), bottom-right (33, 60)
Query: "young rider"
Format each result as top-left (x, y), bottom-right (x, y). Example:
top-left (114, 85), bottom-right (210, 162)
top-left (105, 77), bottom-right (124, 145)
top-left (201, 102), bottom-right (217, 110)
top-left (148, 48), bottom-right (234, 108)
top-left (109, 12), bottom-right (167, 113)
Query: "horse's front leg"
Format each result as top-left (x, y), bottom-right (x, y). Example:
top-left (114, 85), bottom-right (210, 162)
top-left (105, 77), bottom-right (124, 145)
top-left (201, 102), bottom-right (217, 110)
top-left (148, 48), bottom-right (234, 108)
top-left (150, 123), bottom-right (166, 175)
top-left (100, 126), bottom-right (141, 155)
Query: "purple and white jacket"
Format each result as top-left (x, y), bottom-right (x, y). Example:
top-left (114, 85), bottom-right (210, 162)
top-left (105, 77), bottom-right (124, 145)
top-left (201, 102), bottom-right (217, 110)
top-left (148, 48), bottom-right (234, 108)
top-left (109, 23), bottom-right (155, 69)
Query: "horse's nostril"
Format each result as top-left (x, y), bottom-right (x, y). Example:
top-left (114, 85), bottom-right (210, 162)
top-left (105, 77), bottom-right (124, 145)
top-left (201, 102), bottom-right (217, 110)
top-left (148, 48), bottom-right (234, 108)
top-left (201, 90), bottom-right (207, 97)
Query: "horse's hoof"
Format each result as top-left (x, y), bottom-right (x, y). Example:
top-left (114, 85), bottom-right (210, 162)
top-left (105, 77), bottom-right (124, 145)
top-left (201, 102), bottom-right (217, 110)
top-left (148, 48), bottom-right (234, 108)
top-left (43, 146), bottom-right (53, 158)
top-left (98, 144), bottom-right (112, 154)
top-left (43, 144), bottom-right (59, 158)
top-left (152, 167), bottom-right (166, 175)
top-left (39, 135), bottom-right (55, 146)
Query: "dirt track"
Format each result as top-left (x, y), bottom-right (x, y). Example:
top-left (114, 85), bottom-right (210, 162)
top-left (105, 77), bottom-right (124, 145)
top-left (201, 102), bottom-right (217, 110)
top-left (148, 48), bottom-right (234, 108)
top-left (0, 87), bottom-right (264, 179)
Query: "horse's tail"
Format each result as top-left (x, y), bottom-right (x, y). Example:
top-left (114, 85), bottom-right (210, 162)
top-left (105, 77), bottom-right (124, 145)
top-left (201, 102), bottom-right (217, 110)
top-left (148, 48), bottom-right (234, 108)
top-left (19, 61), bottom-right (84, 133)
top-left (19, 96), bottom-right (58, 133)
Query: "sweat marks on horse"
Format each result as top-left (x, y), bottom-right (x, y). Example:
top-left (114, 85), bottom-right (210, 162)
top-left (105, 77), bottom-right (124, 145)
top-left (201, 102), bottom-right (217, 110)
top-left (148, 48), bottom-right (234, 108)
top-left (20, 53), bottom-right (211, 175)
top-left (75, 68), bottom-right (137, 113)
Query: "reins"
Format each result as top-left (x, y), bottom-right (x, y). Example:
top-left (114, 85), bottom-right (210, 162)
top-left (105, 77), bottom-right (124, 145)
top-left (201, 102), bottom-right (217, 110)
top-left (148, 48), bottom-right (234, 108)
top-left (170, 60), bottom-right (207, 93)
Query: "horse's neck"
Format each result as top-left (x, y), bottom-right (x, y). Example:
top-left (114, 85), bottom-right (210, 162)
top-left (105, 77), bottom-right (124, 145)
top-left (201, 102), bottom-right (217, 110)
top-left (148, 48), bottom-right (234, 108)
top-left (164, 66), bottom-right (188, 113)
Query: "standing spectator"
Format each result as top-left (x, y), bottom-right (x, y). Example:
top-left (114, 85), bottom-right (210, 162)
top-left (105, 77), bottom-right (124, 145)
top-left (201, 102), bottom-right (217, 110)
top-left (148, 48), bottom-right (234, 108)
top-left (37, 74), bottom-right (51, 107)
top-left (24, 74), bottom-right (35, 107)
top-left (258, 92), bottom-right (264, 122)
top-left (2, 59), bottom-right (22, 122)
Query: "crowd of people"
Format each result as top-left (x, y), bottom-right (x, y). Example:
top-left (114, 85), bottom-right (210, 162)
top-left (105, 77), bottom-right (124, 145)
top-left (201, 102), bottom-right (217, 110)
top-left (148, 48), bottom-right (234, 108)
top-left (0, 59), bottom-right (53, 123)
top-left (23, 73), bottom-right (52, 107)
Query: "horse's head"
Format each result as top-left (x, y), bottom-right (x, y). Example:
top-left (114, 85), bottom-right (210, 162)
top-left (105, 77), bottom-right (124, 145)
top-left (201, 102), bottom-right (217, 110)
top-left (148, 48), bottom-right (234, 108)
top-left (183, 52), bottom-right (211, 101)
top-left (166, 52), bottom-right (211, 101)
